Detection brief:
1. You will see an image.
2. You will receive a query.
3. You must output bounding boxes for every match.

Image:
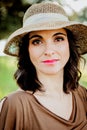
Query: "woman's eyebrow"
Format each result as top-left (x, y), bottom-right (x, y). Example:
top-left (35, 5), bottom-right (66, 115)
top-left (29, 32), bottom-right (67, 40)
top-left (29, 35), bottom-right (42, 40)
top-left (53, 32), bottom-right (67, 37)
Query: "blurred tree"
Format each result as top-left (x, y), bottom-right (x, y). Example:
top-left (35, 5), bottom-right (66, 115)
top-left (78, 7), bottom-right (87, 22)
top-left (0, 0), bottom-right (30, 39)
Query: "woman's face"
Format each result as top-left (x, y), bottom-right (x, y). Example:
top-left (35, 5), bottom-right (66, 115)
top-left (28, 29), bottom-right (70, 75)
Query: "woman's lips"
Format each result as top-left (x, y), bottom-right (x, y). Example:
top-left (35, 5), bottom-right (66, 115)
top-left (42, 59), bottom-right (59, 64)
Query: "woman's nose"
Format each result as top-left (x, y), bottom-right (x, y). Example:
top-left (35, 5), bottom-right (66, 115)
top-left (44, 44), bottom-right (55, 56)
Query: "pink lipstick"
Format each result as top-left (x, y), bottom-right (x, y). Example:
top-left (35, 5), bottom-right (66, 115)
top-left (42, 59), bottom-right (58, 64)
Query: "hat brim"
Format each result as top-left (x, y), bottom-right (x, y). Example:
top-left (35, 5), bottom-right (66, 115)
top-left (4, 21), bottom-right (87, 56)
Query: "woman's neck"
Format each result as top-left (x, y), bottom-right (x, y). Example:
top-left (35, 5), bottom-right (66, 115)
top-left (36, 69), bottom-right (64, 96)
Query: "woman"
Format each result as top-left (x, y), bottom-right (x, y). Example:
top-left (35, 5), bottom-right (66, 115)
top-left (0, 2), bottom-right (87, 130)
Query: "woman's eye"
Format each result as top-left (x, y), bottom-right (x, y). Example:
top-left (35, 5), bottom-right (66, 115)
top-left (55, 37), bottom-right (64, 42)
top-left (32, 39), bottom-right (42, 45)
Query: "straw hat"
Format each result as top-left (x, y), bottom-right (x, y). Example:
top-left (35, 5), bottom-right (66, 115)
top-left (4, 2), bottom-right (87, 56)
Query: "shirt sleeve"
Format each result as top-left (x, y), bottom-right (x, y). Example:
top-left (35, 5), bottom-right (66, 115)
top-left (0, 95), bottom-right (24, 130)
top-left (77, 86), bottom-right (87, 115)
top-left (0, 97), bottom-right (7, 113)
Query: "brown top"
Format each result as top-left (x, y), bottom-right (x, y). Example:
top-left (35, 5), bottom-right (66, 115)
top-left (0, 86), bottom-right (87, 130)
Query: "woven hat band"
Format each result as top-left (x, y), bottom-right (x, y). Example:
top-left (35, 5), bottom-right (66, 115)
top-left (23, 13), bottom-right (69, 27)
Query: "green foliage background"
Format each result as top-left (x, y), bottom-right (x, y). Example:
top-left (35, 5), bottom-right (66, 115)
top-left (0, 56), bottom-right (17, 99)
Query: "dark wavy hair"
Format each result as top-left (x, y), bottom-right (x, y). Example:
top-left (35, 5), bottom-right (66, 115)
top-left (14, 29), bottom-right (82, 93)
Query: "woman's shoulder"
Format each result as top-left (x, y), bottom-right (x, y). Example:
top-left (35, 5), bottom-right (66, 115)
top-left (0, 89), bottom-right (33, 113)
top-left (7, 89), bottom-right (33, 100)
top-left (72, 86), bottom-right (87, 113)
top-left (73, 86), bottom-right (87, 110)
top-left (1, 89), bottom-right (32, 102)
top-left (75, 86), bottom-right (86, 97)
top-left (74, 86), bottom-right (87, 99)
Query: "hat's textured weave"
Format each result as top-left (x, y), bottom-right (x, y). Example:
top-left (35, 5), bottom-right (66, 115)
top-left (4, 2), bottom-right (87, 56)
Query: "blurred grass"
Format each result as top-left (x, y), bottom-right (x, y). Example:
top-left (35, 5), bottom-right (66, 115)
top-left (0, 55), bottom-right (87, 99)
top-left (0, 56), bottom-right (18, 99)
top-left (79, 54), bottom-right (87, 87)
